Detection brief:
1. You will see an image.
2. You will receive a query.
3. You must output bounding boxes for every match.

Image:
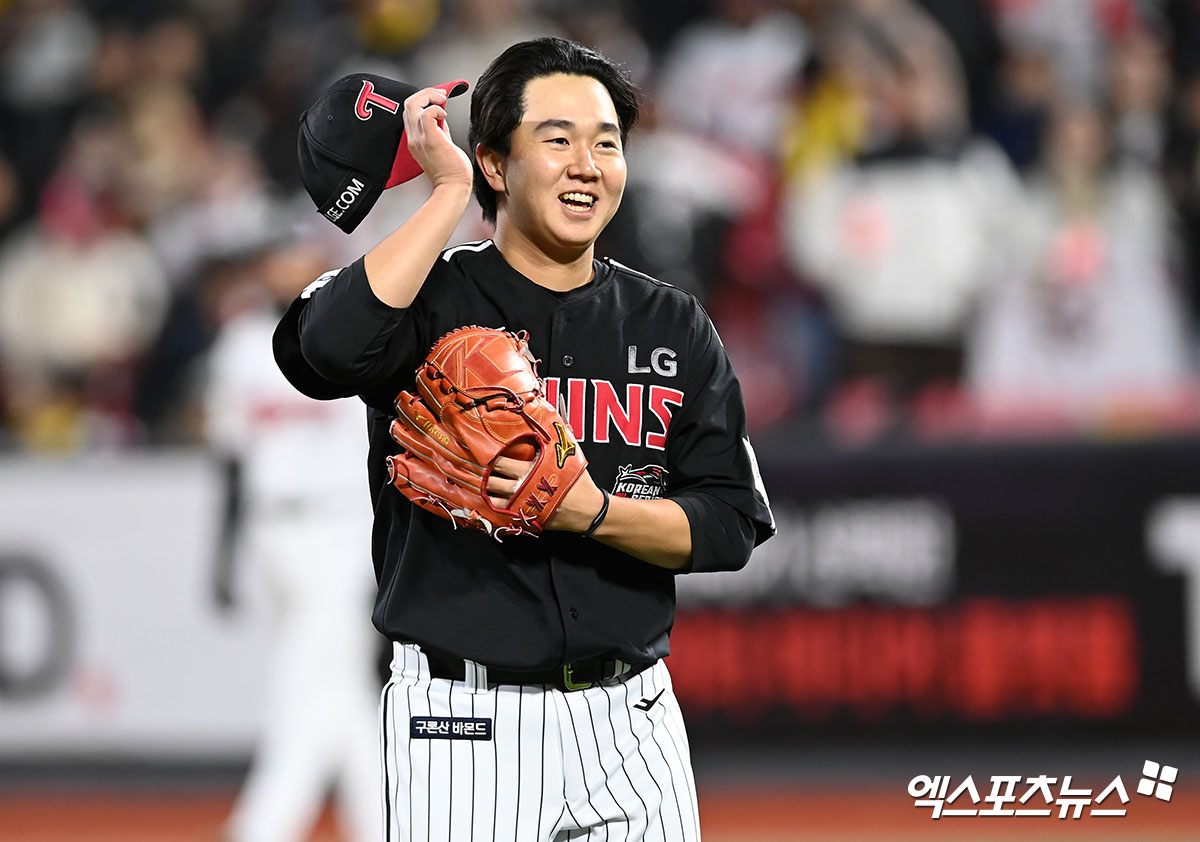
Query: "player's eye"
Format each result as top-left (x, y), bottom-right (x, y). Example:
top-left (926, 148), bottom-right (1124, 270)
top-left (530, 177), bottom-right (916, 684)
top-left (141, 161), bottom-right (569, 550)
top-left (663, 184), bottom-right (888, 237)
top-left (547, 137), bottom-right (569, 145)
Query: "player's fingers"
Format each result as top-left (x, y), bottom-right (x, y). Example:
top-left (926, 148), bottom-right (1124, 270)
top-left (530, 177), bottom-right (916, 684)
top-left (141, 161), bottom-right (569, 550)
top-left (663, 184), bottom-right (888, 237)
top-left (493, 456), bottom-right (533, 478)
top-left (419, 105), bottom-right (449, 130)
top-left (403, 89), bottom-right (448, 134)
top-left (404, 87), bottom-right (448, 112)
top-left (486, 473), bottom-right (517, 496)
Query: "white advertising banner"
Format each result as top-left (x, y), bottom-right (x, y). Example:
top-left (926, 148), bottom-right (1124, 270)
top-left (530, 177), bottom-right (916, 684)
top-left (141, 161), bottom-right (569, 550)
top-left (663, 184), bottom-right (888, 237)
top-left (0, 452), bottom-right (275, 760)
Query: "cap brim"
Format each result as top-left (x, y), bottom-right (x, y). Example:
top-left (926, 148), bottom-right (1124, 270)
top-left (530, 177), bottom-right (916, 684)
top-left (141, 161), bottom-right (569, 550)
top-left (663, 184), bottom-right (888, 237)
top-left (385, 79), bottom-right (470, 189)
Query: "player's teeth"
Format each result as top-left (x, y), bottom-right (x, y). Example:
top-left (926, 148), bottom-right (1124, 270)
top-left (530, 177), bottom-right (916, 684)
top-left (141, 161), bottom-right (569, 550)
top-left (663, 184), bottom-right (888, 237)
top-left (560, 193), bottom-right (595, 206)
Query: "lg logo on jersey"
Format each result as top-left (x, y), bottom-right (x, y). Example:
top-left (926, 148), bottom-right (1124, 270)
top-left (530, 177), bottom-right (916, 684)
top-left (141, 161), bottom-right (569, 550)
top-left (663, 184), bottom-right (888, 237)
top-left (627, 345), bottom-right (677, 378)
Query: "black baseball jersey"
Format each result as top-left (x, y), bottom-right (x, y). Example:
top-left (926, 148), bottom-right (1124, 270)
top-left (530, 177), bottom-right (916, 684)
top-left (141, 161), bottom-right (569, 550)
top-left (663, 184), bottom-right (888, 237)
top-left (274, 240), bottom-right (775, 671)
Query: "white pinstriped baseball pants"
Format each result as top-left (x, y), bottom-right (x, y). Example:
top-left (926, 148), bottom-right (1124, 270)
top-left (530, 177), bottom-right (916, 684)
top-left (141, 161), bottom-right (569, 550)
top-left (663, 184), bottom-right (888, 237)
top-left (380, 642), bottom-right (702, 842)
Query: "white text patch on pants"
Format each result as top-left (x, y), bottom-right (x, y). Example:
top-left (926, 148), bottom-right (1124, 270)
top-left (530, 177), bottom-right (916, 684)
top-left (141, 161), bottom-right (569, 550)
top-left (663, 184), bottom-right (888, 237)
top-left (380, 642), bottom-right (702, 842)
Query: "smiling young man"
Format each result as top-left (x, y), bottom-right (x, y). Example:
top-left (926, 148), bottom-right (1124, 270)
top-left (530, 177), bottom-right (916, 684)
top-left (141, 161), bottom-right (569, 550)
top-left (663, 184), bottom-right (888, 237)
top-left (277, 37), bottom-right (774, 842)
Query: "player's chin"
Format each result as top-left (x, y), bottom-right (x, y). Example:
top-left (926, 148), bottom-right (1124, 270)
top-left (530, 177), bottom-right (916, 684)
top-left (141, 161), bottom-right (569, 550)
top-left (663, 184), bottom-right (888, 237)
top-left (552, 203), bottom-right (616, 241)
top-left (544, 222), bottom-right (602, 253)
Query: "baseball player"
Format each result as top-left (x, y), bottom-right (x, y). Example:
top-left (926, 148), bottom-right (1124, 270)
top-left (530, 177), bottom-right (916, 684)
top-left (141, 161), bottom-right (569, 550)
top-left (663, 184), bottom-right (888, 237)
top-left (275, 37), bottom-right (775, 842)
top-left (203, 245), bottom-right (382, 842)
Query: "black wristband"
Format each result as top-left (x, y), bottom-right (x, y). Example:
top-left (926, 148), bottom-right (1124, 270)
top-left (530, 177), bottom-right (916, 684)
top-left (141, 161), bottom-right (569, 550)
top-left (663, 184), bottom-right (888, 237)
top-left (581, 488), bottom-right (611, 539)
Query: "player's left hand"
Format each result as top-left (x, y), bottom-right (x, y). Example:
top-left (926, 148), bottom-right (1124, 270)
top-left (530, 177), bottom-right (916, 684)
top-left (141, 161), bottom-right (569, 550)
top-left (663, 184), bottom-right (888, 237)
top-left (488, 456), bottom-right (606, 533)
top-left (484, 456), bottom-right (532, 507)
top-left (388, 327), bottom-right (591, 539)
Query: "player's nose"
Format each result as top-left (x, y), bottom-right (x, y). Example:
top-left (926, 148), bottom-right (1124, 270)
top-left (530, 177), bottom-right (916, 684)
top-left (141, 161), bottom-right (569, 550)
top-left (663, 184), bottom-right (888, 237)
top-left (567, 148), bottom-right (599, 179)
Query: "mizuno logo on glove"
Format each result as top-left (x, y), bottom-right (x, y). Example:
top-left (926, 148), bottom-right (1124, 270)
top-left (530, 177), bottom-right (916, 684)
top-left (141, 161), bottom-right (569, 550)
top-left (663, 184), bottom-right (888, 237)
top-left (554, 422), bottom-right (577, 469)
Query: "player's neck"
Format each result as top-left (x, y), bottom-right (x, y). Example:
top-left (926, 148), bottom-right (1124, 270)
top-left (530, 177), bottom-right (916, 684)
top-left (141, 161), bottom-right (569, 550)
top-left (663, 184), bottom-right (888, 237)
top-left (492, 227), bottom-right (596, 292)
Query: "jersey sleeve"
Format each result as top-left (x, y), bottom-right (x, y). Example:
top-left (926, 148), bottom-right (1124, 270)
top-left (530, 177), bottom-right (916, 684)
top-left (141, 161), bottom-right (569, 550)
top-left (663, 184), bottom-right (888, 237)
top-left (273, 256), bottom-right (429, 409)
top-left (666, 304), bottom-right (776, 573)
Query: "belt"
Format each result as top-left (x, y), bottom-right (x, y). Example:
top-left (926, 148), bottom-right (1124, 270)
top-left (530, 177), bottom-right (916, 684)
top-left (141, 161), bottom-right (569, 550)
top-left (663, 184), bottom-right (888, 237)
top-left (421, 648), bottom-right (652, 692)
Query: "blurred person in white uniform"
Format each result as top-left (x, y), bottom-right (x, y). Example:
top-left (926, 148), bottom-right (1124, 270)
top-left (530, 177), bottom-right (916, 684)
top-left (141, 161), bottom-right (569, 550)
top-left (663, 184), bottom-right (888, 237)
top-left (202, 235), bottom-right (381, 842)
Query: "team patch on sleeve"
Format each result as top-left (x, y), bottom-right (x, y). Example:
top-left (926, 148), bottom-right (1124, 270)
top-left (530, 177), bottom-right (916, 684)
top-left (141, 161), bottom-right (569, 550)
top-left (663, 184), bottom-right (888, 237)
top-left (612, 464), bottom-right (668, 500)
top-left (410, 716), bottom-right (493, 740)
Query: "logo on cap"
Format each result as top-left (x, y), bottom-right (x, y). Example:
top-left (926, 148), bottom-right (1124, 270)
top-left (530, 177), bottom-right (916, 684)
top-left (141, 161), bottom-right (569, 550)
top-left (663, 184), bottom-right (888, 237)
top-left (324, 176), bottom-right (366, 221)
top-left (355, 80), bottom-right (401, 121)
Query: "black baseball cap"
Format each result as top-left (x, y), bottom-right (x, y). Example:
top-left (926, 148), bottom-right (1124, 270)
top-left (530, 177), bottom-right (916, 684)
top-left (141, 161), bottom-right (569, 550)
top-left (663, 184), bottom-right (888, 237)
top-left (297, 73), bottom-right (469, 233)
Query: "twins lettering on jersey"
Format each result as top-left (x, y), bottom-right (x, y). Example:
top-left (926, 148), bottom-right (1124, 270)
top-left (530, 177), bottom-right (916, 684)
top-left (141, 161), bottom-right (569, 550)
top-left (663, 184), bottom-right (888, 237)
top-left (543, 376), bottom-right (683, 452)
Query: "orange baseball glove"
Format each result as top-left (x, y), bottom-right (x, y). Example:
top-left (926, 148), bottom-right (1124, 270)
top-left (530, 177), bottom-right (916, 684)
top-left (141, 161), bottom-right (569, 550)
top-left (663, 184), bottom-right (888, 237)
top-left (386, 326), bottom-right (587, 539)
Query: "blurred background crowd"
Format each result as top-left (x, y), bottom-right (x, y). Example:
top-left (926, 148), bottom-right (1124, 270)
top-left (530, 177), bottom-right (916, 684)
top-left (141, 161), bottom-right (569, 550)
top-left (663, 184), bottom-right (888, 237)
top-left (2, 0), bottom-right (1200, 453)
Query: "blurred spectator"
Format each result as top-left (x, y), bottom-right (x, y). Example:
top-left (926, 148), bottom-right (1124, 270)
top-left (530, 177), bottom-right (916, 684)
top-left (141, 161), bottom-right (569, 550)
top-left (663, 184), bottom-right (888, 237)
top-left (618, 0), bottom-right (711, 53)
top-left (553, 0), bottom-right (653, 87)
top-left (0, 0), bottom-right (1198, 448)
top-left (779, 14), bottom-right (870, 184)
top-left (0, 106), bottom-right (169, 452)
top-left (980, 39), bottom-right (1058, 171)
top-left (139, 10), bottom-right (207, 92)
top-left (780, 0), bottom-right (1017, 432)
top-left (654, 0), bottom-right (810, 161)
top-left (782, 0), bottom-right (970, 179)
top-left (600, 100), bottom-right (766, 299)
top-left (199, 3), bottom-right (360, 192)
top-left (0, 0), bottom-right (99, 226)
top-left (133, 138), bottom-right (296, 442)
top-left (1108, 26), bottom-right (1173, 166)
top-left (643, 1), bottom-right (815, 429)
top-left (910, 0), bottom-right (1001, 128)
top-left (412, 0), bottom-right (564, 149)
top-left (123, 80), bottom-right (212, 223)
top-left (967, 101), bottom-right (1194, 432)
top-left (990, 0), bottom-right (1142, 105)
top-left (1166, 73), bottom-right (1200, 329)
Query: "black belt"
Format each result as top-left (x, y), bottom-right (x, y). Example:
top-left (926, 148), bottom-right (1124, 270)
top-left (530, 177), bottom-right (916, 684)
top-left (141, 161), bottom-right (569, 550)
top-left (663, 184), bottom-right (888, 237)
top-left (421, 648), bottom-right (652, 692)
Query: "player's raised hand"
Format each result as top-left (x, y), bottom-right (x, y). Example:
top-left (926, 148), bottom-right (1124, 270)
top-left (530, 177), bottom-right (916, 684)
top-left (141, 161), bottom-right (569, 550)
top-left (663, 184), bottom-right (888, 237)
top-left (403, 87), bottom-right (472, 190)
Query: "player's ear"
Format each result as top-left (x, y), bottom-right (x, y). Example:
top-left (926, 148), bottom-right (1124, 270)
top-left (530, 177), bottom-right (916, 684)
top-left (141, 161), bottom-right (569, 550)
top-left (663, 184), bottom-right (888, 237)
top-left (476, 144), bottom-right (506, 193)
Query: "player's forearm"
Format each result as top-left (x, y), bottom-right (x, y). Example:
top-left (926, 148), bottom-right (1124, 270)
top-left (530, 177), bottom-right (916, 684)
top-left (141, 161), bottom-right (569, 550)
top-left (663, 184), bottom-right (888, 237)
top-left (363, 182), bottom-right (473, 308)
top-left (589, 496), bottom-right (693, 571)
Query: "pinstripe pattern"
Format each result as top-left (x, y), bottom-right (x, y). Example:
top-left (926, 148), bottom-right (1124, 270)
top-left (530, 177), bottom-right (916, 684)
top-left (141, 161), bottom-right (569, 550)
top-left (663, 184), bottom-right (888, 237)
top-left (381, 644), bottom-right (699, 842)
top-left (380, 676), bottom-right (394, 842)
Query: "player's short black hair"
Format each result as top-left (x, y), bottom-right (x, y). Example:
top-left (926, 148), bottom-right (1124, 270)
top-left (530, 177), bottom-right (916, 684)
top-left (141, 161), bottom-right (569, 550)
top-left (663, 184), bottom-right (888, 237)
top-left (469, 37), bottom-right (641, 225)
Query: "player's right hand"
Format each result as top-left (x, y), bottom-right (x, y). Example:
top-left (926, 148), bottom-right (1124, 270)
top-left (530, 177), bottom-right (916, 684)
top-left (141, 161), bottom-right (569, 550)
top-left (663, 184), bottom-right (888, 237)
top-left (403, 87), bottom-right (473, 191)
